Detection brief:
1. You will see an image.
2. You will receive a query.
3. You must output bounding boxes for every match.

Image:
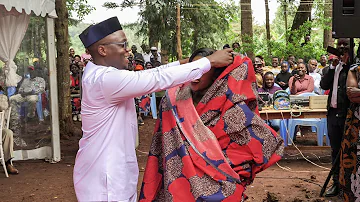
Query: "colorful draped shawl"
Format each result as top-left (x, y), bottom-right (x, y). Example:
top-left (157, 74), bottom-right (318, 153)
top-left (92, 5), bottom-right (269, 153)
top-left (139, 56), bottom-right (284, 201)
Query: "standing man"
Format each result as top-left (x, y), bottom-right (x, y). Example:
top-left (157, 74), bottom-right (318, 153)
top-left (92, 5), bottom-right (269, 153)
top-left (130, 45), bottom-right (144, 63)
top-left (141, 44), bottom-right (151, 63)
top-left (267, 56), bottom-right (281, 76)
top-left (308, 59), bottom-right (322, 94)
top-left (150, 46), bottom-right (161, 63)
top-left (320, 38), bottom-right (351, 197)
top-left (254, 56), bottom-right (264, 88)
top-left (316, 55), bottom-right (328, 75)
top-left (75, 17), bottom-right (234, 202)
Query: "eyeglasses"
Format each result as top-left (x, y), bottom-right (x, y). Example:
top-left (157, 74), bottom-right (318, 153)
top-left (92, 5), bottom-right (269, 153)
top-left (102, 41), bottom-right (128, 49)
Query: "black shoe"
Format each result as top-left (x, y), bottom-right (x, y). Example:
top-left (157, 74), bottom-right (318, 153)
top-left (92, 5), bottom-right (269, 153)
top-left (325, 184), bottom-right (339, 197)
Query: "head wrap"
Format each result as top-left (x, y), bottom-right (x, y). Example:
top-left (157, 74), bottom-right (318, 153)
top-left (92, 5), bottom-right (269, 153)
top-left (134, 65), bottom-right (144, 71)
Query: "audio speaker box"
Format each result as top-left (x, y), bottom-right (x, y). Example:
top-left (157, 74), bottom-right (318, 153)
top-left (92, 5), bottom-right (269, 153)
top-left (333, 0), bottom-right (360, 38)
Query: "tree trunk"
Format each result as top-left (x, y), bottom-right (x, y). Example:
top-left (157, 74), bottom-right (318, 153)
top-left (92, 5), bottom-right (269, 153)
top-left (323, 0), bottom-right (333, 48)
top-left (146, 0), bottom-right (157, 47)
top-left (284, 3), bottom-right (288, 45)
top-left (176, 3), bottom-right (182, 60)
top-left (55, 0), bottom-right (79, 138)
top-left (265, 0), bottom-right (271, 55)
top-left (290, 0), bottom-right (314, 32)
top-left (192, 28), bottom-right (199, 52)
top-left (240, 0), bottom-right (254, 59)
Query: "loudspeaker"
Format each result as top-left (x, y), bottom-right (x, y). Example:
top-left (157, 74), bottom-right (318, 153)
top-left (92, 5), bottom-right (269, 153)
top-left (333, 0), bottom-right (360, 38)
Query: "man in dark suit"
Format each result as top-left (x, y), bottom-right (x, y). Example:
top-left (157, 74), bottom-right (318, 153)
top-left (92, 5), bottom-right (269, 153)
top-left (320, 38), bottom-right (351, 197)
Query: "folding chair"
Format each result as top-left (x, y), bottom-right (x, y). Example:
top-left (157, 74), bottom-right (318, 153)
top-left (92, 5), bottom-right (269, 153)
top-left (0, 111), bottom-right (8, 177)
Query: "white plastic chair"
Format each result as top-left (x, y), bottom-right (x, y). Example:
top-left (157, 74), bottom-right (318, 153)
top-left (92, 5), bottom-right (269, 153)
top-left (0, 111), bottom-right (8, 177)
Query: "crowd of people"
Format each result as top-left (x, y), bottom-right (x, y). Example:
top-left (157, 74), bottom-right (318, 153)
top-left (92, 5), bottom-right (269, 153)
top-left (68, 43), bottom-right (162, 124)
top-left (246, 51), bottom-right (333, 134)
top-left (242, 38), bottom-right (360, 200)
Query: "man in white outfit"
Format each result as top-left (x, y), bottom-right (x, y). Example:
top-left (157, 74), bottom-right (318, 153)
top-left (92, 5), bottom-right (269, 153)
top-left (74, 17), bottom-right (234, 202)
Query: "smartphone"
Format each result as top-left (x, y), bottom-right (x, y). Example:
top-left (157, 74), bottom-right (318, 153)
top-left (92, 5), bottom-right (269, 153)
top-left (292, 69), bottom-right (299, 76)
top-left (327, 46), bottom-right (341, 57)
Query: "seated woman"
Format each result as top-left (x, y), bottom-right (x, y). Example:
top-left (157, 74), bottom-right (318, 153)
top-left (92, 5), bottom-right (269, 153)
top-left (259, 72), bottom-right (282, 94)
top-left (289, 62), bottom-right (314, 95)
top-left (275, 61), bottom-right (292, 90)
top-left (139, 48), bottom-right (284, 201)
top-left (258, 72), bottom-right (282, 131)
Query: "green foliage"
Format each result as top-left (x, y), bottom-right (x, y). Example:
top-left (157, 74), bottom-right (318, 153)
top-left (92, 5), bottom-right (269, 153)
top-left (253, 20), bottom-right (326, 65)
top-left (103, 0), bottom-right (237, 59)
top-left (67, 0), bottom-right (95, 21)
top-left (101, 0), bottom-right (329, 64)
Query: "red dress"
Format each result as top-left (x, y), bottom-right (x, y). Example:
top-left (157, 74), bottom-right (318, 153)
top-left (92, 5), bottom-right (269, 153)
top-left (70, 75), bottom-right (81, 112)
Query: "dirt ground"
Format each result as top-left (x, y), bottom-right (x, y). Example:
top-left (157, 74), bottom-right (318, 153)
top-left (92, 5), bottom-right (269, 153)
top-left (0, 118), bottom-right (343, 202)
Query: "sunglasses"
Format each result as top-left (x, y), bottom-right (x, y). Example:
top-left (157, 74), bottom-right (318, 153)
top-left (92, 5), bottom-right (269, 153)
top-left (102, 41), bottom-right (128, 49)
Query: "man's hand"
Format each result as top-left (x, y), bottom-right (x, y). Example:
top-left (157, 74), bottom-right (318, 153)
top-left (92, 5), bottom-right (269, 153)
top-left (279, 81), bottom-right (286, 86)
top-left (347, 87), bottom-right (360, 98)
top-left (179, 58), bottom-right (190, 65)
top-left (206, 49), bottom-right (234, 68)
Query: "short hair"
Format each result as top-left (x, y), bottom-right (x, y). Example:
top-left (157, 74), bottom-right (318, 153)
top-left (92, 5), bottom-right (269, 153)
top-left (232, 42), bottom-right (240, 48)
top-left (74, 55), bottom-right (81, 59)
top-left (272, 56), bottom-right (279, 60)
top-left (264, 71), bottom-right (274, 78)
top-left (144, 61), bottom-right (154, 69)
top-left (256, 55), bottom-right (264, 60)
top-left (297, 62), bottom-right (306, 67)
top-left (189, 48), bottom-right (216, 62)
top-left (223, 44), bottom-right (230, 49)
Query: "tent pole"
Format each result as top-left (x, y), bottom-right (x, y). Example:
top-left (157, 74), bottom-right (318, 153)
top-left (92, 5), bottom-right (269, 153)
top-left (46, 17), bottom-right (61, 163)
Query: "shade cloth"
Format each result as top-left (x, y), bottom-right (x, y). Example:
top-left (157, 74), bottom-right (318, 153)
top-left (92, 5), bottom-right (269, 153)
top-left (0, 0), bottom-right (57, 18)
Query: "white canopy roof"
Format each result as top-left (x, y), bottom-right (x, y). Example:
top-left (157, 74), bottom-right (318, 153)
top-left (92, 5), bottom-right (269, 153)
top-left (0, 0), bottom-right (57, 18)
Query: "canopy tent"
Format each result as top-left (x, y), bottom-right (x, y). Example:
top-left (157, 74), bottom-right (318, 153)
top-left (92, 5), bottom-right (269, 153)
top-left (0, 0), bottom-right (60, 162)
top-left (0, 0), bottom-right (57, 18)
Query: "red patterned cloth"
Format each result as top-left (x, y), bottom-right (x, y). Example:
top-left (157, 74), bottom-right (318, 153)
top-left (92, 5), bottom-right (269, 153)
top-left (139, 56), bottom-right (284, 201)
top-left (138, 95), bottom-right (151, 113)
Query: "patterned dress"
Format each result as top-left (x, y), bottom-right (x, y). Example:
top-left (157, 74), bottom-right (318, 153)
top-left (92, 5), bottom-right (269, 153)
top-left (340, 65), bottom-right (360, 202)
top-left (139, 56), bottom-right (284, 201)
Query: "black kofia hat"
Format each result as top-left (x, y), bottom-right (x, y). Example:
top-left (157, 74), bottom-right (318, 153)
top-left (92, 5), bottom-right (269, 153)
top-left (79, 17), bottom-right (123, 48)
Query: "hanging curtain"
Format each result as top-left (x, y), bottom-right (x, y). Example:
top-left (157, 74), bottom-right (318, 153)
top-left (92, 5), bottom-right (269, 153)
top-left (0, 5), bottom-right (30, 87)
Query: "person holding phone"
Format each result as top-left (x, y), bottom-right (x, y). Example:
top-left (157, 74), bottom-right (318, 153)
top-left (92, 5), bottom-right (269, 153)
top-left (288, 62), bottom-right (314, 95)
top-left (320, 38), bottom-right (351, 197)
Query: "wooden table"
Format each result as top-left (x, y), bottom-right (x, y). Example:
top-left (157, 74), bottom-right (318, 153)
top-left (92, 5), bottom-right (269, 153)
top-left (259, 108), bottom-right (327, 120)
